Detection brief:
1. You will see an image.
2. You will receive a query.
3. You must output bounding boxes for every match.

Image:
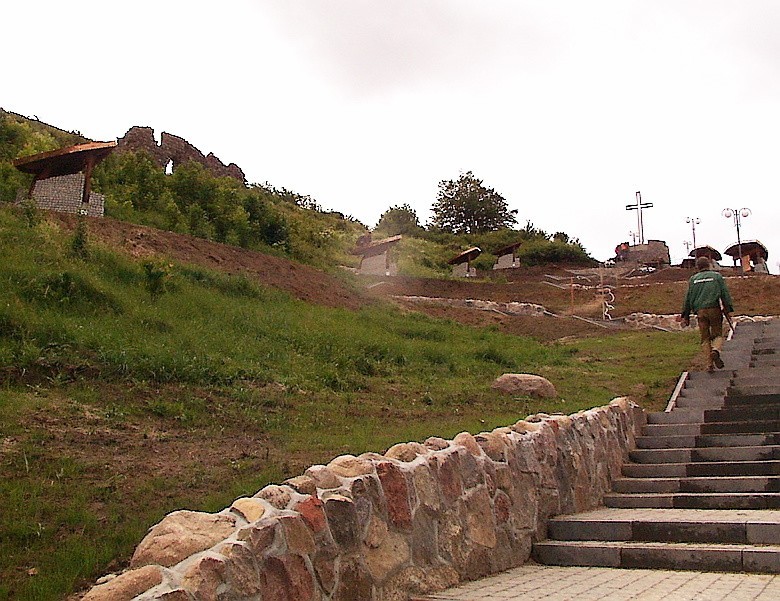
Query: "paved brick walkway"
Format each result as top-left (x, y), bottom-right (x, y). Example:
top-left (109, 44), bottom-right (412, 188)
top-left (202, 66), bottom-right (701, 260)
top-left (420, 564), bottom-right (780, 600)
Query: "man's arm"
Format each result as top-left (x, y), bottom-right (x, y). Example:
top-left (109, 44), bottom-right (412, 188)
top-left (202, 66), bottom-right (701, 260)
top-left (719, 276), bottom-right (735, 313)
top-left (680, 286), bottom-right (692, 325)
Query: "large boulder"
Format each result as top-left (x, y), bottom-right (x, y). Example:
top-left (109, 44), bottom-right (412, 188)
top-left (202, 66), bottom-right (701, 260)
top-left (491, 374), bottom-right (557, 398)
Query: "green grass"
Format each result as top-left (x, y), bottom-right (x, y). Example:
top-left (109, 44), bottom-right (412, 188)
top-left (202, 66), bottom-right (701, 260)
top-left (0, 205), bottom-right (698, 600)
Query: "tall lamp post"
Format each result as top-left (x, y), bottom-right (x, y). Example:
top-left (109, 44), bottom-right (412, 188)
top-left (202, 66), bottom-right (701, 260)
top-left (686, 217), bottom-right (700, 250)
top-left (722, 208), bottom-right (751, 272)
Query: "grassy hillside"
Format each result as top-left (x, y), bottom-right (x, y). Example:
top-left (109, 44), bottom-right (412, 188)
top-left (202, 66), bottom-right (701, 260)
top-left (1, 110), bottom-right (595, 279)
top-left (0, 204), bottom-right (699, 600)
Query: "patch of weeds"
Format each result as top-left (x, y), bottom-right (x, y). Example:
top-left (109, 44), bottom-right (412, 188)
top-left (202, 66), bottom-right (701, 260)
top-left (142, 261), bottom-right (172, 301)
top-left (22, 271), bottom-right (122, 315)
top-left (396, 324), bottom-right (447, 342)
top-left (69, 211), bottom-right (89, 259)
top-left (474, 347), bottom-right (515, 368)
top-left (139, 317), bottom-right (173, 333)
top-left (178, 266), bottom-right (268, 300)
top-left (20, 199), bottom-right (40, 228)
top-left (422, 348), bottom-right (450, 366)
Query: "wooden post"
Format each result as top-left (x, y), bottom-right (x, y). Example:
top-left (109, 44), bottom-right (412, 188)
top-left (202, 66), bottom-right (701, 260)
top-left (81, 156), bottom-right (96, 205)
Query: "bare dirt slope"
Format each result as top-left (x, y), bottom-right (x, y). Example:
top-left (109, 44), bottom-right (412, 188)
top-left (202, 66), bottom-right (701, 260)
top-left (50, 213), bottom-right (367, 310)
top-left (52, 214), bottom-right (779, 338)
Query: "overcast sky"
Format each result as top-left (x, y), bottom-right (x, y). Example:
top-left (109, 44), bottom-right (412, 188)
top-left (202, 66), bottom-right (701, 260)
top-left (4, 1), bottom-right (780, 268)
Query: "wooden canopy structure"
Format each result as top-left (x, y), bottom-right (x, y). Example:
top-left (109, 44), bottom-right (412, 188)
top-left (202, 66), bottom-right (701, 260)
top-left (724, 240), bottom-right (768, 261)
top-left (690, 246), bottom-right (722, 261)
top-left (448, 247), bottom-right (482, 266)
top-left (13, 141), bottom-right (117, 204)
top-left (724, 240), bottom-right (768, 271)
top-left (351, 235), bottom-right (402, 258)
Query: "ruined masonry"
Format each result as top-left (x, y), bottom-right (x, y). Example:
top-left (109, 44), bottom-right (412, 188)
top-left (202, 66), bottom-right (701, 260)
top-left (82, 399), bottom-right (645, 600)
top-left (116, 127), bottom-right (246, 182)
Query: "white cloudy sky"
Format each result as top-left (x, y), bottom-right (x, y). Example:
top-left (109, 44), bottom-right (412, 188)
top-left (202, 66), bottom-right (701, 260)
top-left (4, 1), bottom-right (780, 267)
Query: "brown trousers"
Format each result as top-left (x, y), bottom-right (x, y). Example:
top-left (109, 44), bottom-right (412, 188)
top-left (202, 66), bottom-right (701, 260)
top-left (697, 306), bottom-right (724, 366)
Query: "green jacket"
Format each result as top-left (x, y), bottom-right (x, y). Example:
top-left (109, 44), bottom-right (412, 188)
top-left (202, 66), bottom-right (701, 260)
top-left (681, 270), bottom-right (734, 319)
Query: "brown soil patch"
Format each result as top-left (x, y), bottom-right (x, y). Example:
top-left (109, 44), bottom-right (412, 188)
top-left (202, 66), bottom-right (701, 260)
top-left (48, 213), bottom-right (367, 310)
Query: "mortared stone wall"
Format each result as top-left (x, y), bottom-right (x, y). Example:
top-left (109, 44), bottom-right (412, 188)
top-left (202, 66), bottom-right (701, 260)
top-left (81, 398), bottom-right (645, 601)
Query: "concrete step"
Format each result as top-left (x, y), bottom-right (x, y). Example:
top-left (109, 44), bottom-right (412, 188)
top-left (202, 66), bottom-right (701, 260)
top-left (687, 371), bottom-right (734, 383)
top-left (648, 407), bottom-right (780, 425)
top-left (728, 385), bottom-right (780, 396)
top-left (731, 377), bottom-right (780, 388)
top-left (532, 540), bottom-right (780, 573)
top-left (612, 475), bottom-right (780, 494)
top-left (725, 394), bottom-right (780, 406)
top-left (703, 407), bottom-right (780, 422)
top-left (674, 397), bottom-right (725, 409)
top-left (647, 410), bottom-right (705, 424)
top-left (623, 460), bottom-right (780, 478)
top-left (701, 421), bottom-right (780, 435)
top-left (635, 433), bottom-right (780, 449)
top-left (642, 421), bottom-right (780, 437)
top-left (750, 360), bottom-right (780, 368)
top-left (545, 508), bottom-right (780, 544)
top-left (603, 491), bottom-right (780, 509)
top-left (629, 445), bottom-right (780, 464)
top-left (642, 423), bottom-right (702, 437)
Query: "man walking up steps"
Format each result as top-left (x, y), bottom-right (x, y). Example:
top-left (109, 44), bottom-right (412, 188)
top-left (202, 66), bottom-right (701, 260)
top-left (680, 256), bottom-right (735, 372)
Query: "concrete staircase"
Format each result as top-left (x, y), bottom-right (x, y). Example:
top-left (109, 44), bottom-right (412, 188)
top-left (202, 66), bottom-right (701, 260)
top-left (534, 320), bottom-right (780, 573)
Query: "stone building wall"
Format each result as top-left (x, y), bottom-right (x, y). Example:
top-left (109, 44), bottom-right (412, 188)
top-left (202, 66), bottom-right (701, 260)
top-left (451, 263), bottom-right (477, 278)
top-left (82, 398), bottom-right (645, 601)
top-left (358, 252), bottom-right (398, 276)
top-left (116, 126), bottom-right (246, 182)
top-left (22, 173), bottom-right (105, 217)
top-left (493, 254), bottom-right (518, 269)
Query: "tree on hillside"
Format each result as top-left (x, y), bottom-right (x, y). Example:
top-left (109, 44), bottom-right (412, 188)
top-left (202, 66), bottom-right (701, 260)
top-left (429, 171), bottom-right (517, 234)
top-left (374, 203), bottom-right (423, 237)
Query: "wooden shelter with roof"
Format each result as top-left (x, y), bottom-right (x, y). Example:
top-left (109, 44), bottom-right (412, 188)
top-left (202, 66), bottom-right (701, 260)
top-left (682, 245), bottom-right (723, 269)
top-left (492, 241), bottom-right (523, 270)
top-left (724, 240), bottom-right (769, 273)
top-left (448, 246), bottom-right (481, 277)
top-left (13, 141), bottom-right (117, 217)
top-left (351, 234), bottom-right (402, 276)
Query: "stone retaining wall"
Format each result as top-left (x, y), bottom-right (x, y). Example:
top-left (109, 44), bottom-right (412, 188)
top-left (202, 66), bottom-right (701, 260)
top-left (83, 398), bottom-right (645, 601)
top-left (395, 296), bottom-right (547, 317)
top-left (623, 313), bottom-right (775, 331)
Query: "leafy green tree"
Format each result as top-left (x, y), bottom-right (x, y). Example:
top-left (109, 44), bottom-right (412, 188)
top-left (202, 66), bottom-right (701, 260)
top-left (374, 203), bottom-right (423, 237)
top-left (429, 171), bottom-right (517, 234)
top-left (94, 151), bottom-right (167, 212)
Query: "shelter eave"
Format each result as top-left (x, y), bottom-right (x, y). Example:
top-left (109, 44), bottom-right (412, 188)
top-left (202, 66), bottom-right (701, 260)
top-left (724, 240), bottom-right (768, 260)
top-left (13, 141), bottom-right (117, 179)
top-left (448, 247), bottom-right (482, 266)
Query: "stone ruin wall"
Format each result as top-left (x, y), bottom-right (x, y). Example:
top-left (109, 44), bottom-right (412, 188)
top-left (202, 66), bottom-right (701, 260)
top-left (623, 313), bottom-right (775, 331)
top-left (82, 398), bottom-right (645, 601)
top-left (19, 173), bottom-right (105, 217)
top-left (116, 126), bottom-right (246, 182)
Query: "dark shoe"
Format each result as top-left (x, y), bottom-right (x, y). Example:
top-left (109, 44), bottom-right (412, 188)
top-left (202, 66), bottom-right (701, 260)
top-left (711, 349), bottom-right (724, 369)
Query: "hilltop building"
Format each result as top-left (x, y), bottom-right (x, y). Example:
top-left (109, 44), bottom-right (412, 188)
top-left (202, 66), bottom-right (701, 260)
top-left (449, 247), bottom-right (481, 277)
top-left (13, 141), bottom-right (116, 217)
top-left (492, 241), bottom-right (522, 270)
top-left (724, 240), bottom-right (769, 273)
top-left (614, 240), bottom-right (670, 267)
top-left (351, 234), bottom-right (401, 276)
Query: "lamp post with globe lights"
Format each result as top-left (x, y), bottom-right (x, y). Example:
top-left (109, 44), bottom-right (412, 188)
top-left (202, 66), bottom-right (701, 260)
top-left (722, 208), bottom-right (751, 272)
top-left (686, 217), bottom-right (700, 250)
